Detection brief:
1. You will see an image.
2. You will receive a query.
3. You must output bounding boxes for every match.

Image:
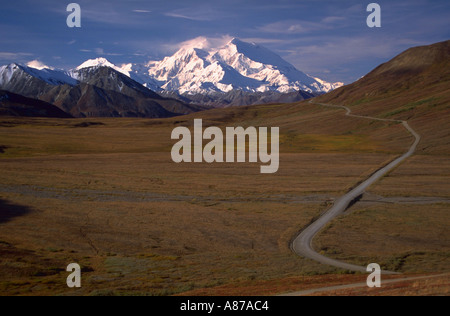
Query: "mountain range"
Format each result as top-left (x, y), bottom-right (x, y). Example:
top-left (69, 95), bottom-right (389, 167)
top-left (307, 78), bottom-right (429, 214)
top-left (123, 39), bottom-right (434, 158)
top-left (0, 38), bottom-right (343, 117)
top-left (0, 63), bottom-right (204, 118)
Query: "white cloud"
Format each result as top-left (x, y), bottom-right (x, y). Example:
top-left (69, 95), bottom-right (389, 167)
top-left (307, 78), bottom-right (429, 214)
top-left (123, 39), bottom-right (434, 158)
top-left (256, 15), bottom-right (350, 36)
top-left (164, 7), bottom-right (229, 22)
top-left (240, 37), bottom-right (289, 45)
top-left (165, 12), bottom-right (194, 20)
top-left (80, 48), bottom-right (123, 57)
top-left (0, 52), bottom-right (34, 64)
top-left (321, 16), bottom-right (346, 24)
top-left (27, 60), bottom-right (53, 70)
top-left (257, 20), bottom-right (325, 34)
top-left (162, 35), bottom-right (235, 52)
top-left (95, 48), bottom-right (105, 55)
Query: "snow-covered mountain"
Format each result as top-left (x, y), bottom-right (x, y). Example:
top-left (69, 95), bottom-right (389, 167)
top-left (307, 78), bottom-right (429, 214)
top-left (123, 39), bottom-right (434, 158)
top-left (0, 63), bottom-right (77, 88)
top-left (143, 38), bottom-right (343, 94)
top-left (0, 63), bottom-right (78, 99)
top-left (76, 38), bottom-right (342, 95)
top-left (73, 57), bottom-right (163, 91)
top-left (72, 57), bottom-right (130, 78)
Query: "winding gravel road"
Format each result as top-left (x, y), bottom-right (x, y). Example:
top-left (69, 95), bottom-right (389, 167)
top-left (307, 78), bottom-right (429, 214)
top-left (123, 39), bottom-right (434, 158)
top-left (291, 102), bottom-right (421, 274)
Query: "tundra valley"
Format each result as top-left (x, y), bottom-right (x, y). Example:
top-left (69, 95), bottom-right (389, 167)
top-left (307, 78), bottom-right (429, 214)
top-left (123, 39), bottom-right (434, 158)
top-left (0, 31), bottom-right (449, 295)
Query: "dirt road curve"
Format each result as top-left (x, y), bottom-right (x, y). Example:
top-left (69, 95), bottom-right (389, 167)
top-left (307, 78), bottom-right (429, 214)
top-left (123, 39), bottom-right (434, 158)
top-left (291, 101), bottom-right (421, 274)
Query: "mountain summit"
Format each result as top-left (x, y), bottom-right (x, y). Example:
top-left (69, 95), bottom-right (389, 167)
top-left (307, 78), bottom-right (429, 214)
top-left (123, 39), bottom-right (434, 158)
top-left (143, 38), bottom-right (343, 94)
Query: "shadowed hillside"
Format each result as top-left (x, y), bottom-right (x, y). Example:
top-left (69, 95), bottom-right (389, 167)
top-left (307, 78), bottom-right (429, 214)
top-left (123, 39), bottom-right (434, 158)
top-left (0, 90), bottom-right (72, 118)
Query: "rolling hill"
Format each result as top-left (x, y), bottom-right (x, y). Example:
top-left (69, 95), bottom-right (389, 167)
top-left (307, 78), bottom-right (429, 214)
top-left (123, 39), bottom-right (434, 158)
top-left (0, 90), bottom-right (72, 118)
top-left (316, 40), bottom-right (450, 155)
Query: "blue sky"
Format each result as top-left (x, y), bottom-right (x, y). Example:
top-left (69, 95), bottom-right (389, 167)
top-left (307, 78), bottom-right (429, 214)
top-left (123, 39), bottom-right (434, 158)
top-left (0, 0), bottom-right (448, 83)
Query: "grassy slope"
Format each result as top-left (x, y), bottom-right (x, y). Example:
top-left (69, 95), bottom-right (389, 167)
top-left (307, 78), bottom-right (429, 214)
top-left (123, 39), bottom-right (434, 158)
top-left (317, 40), bottom-right (450, 156)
